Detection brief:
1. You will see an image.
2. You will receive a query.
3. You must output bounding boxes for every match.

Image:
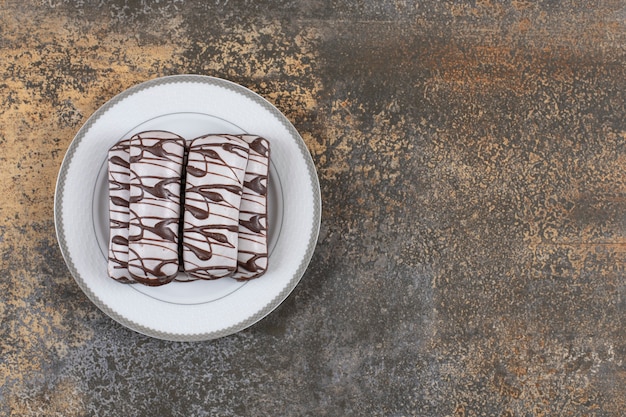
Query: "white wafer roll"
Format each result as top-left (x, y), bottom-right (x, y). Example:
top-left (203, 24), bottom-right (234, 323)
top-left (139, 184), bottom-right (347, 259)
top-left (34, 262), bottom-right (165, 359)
top-left (127, 131), bottom-right (185, 286)
top-left (107, 139), bottom-right (134, 283)
top-left (183, 134), bottom-right (250, 279)
top-left (232, 135), bottom-right (270, 280)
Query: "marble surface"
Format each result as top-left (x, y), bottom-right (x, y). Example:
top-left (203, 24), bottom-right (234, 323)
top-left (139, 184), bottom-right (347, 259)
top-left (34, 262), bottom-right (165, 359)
top-left (1, 1), bottom-right (625, 415)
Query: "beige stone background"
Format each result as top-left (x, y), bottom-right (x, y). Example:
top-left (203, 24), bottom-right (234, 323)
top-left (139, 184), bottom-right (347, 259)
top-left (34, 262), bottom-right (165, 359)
top-left (1, 1), bottom-right (625, 416)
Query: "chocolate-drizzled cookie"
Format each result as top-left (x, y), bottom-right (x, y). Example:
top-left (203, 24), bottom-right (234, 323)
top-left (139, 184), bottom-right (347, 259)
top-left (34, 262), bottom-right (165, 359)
top-left (182, 134), bottom-right (250, 279)
top-left (232, 135), bottom-right (270, 280)
top-left (107, 139), bottom-right (135, 283)
top-left (127, 131), bottom-right (185, 286)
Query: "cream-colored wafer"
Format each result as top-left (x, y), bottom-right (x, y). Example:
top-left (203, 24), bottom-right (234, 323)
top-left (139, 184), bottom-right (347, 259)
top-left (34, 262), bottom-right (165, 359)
top-left (232, 135), bottom-right (270, 280)
top-left (182, 134), bottom-right (250, 279)
top-left (107, 139), bottom-right (134, 283)
top-left (127, 131), bottom-right (185, 286)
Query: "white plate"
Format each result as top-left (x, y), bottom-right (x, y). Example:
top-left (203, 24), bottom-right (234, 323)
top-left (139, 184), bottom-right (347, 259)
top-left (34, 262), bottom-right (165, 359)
top-left (54, 75), bottom-right (321, 341)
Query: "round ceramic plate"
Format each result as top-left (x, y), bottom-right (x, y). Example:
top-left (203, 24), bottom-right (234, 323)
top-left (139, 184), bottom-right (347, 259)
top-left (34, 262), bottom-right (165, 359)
top-left (54, 75), bottom-right (321, 341)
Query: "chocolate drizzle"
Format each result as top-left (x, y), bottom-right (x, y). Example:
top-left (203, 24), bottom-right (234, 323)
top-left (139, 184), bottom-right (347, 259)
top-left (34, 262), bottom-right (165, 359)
top-left (243, 175), bottom-right (267, 195)
top-left (249, 137), bottom-right (269, 157)
top-left (109, 155), bottom-right (130, 169)
top-left (110, 196), bottom-right (129, 207)
top-left (129, 177), bottom-right (181, 202)
top-left (239, 214), bottom-right (265, 234)
top-left (238, 253), bottom-right (267, 274)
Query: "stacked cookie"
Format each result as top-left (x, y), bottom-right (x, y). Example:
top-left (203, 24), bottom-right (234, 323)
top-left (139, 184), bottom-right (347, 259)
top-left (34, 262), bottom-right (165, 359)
top-left (107, 130), bottom-right (270, 286)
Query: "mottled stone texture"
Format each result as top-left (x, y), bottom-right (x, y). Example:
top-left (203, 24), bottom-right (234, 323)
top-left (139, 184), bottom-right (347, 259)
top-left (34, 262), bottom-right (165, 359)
top-left (1, 0), bottom-right (625, 416)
